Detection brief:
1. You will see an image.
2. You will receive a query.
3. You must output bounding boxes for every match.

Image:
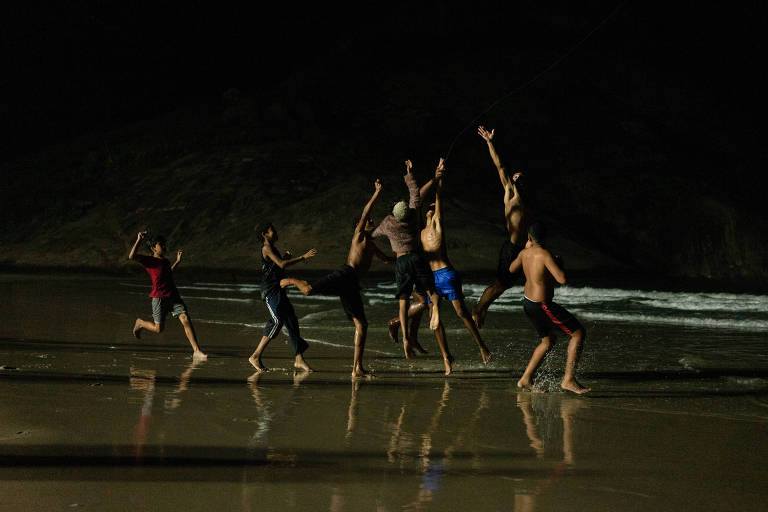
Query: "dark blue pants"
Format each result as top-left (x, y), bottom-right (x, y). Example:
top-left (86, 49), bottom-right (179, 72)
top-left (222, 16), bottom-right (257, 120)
top-left (262, 290), bottom-right (309, 355)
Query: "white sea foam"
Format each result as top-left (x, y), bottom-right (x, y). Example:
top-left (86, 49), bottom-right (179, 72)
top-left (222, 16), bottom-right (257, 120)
top-left (575, 311), bottom-right (768, 331)
top-left (195, 319), bottom-right (263, 328)
top-left (183, 296), bottom-right (253, 303)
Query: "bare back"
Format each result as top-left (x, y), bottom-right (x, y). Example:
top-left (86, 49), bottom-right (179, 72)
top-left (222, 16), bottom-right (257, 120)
top-left (504, 184), bottom-right (529, 245)
top-left (347, 230), bottom-right (376, 279)
top-left (519, 245), bottom-right (564, 303)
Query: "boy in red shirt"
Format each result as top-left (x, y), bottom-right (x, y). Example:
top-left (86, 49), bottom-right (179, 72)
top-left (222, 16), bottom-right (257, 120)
top-left (129, 232), bottom-right (207, 360)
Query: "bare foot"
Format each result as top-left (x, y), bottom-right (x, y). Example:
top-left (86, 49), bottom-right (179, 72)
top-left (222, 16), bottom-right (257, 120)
top-left (132, 319), bottom-right (142, 339)
top-left (294, 356), bottom-right (314, 373)
top-left (429, 304), bottom-right (440, 330)
top-left (480, 348), bottom-right (492, 365)
top-left (517, 377), bottom-right (533, 391)
top-left (387, 320), bottom-right (399, 344)
top-left (352, 366), bottom-right (373, 379)
top-left (443, 356), bottom-right (454, 376)
top-left (561, 379), bottom-right (591, 395)
top-left (249, 354), bottom-right (267, 373)
top-left (402, 339), bottom-right (416, 359)
top-left (472, 305), bottom-right (486, 329)
top-left (193, 351), bottom-right (208, 361)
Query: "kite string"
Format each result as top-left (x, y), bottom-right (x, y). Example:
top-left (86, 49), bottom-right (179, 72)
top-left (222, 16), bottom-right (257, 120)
top-left (444, 1), bottom-right (627, 159)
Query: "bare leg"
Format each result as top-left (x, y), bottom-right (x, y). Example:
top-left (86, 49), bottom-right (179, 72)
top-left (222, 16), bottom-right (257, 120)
top-left (427, 290), bottom-right (441, 330)
top-left (408, 292), bottom-right (428, 354)
top-left (561, 328), bottom-right (590, 394)
top-left (388, 298), bottom-right (427, 346)
top-left (249, 335), bottom-right (271, 373)
top-left (451, 299), bottom-right (491, 364)
top-left (517, 336), bottom-right (552, 390)
top-left (280, 278), bottom-right (312, 296)
top-left (351, 318), bottom-right (370, 378)
top-left (177, 314), bottom-right (207, 360)
top-left (399, 296), bottom-right (416, 358)
top-left (133, 318), bottom-right (162, 338)
top-left (472, 281), bottom-right (507, 329)
top-left (294, 353), bottom-right (313, 372)
top-left (433, 323), bottom-right (454, 375)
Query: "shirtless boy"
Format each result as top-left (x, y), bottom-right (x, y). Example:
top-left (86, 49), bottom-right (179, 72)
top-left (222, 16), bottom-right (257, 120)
top-left (129, 231), bottom-right (207, 360)
top-left (281, 179), bottom-right (394, 377)
top-left (509, 222), bottom-right (589, 394)
top-left (391, 158), bottom-right (492, 374)
top-left (372, 160), bottom-right (442, 358)
top-left (249, 223), bottom-right (317, 373)
top-left (472, 126), bottom-right (531, 328)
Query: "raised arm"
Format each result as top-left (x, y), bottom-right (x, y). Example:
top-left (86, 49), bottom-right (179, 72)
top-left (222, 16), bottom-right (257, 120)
top-left (478, 126), bottom-right (512, 189)
top-left (544, 252), bottom-right (567, 285)
top-left (403, 159), bottom-right (421, 209)
top-left (263, 243), bottom-right (317, 269)
top-left (431, 158), bottom-right (445, 228)
top-left (355, 179), bottom-right (382, 233)
top-left (128, 231), bottom-right (146, 261)
top-left (171, 249), bottom-right (182, 271)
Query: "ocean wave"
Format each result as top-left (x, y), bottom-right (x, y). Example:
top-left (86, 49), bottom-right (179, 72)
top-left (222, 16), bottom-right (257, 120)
top-left (196, 319), bottom-right (263, 328)
top-left (576, 311), bottom-right (768, 331)
top-left (184, 296), bottom-right (253, 303)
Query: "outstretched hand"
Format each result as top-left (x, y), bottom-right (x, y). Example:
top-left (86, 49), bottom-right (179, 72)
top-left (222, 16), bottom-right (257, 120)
top-left (302, 248), bottom-right (318, 261)
top-left (478, 126), bottom-right (495, 142)
top-left (404, 160), bottom-right (413, 174)
top-left (374, 178), bottom-right (382, 193)
top-left (176, 249), bottom-right (183, 262)
top-left (137, 231), bottom-right (147, 242)
top-left (435, 158), bottom-right (445, 185)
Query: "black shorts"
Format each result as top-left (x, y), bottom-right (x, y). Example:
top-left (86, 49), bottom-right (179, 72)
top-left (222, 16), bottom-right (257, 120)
top-left (312, 264), bottom-right (367, 325)
top-left (522, 296), bottom-right (583, 338)
top-left (394, 253), bottom-right (435, 299)
top-left (497, 240), bottom-right (525, 288)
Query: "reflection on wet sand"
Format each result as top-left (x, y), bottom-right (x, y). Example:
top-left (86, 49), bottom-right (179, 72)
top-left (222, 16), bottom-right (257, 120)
top-left (514, 393), bottom-right (587, 511)
top-left (129, 359), bottom-right (206, 459)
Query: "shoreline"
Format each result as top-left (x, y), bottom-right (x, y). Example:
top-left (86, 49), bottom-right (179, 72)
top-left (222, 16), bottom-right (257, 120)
top-left (0, 264), bottom-right (765, 294)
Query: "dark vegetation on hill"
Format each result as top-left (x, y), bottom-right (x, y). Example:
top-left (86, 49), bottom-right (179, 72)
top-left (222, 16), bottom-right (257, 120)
top-left (2, 3), bottom-right (766, 288)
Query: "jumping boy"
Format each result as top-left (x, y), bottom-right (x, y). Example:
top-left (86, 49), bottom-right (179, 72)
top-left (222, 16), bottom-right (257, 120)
top-left (129, 231), bottom-right (207, 360)
top-left (388, 159), bottom-right (492, 374)
top-left (281, 179), bottom-right (394, 377)
top-left (473, 126), bottom-right (531, 329)
top-left (509, 222), bottom-right (589, 394)
top-left (372, 160), bottom-right (442, 358)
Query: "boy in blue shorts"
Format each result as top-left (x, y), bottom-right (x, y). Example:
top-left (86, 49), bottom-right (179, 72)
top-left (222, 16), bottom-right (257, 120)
top-left (419, 159), bottom-right (491, 374)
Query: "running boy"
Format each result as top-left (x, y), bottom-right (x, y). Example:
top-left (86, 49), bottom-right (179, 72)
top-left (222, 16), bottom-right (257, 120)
top-left (249, 223), bottom-right (317, 373)
top-left (509, 222), bottom-right (589, 394)
top-left (129, 231), bottom-right (207, 360)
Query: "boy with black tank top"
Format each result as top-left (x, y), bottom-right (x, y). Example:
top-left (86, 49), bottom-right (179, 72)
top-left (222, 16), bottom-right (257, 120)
top-left (248, 223), bottom-right (317, 373)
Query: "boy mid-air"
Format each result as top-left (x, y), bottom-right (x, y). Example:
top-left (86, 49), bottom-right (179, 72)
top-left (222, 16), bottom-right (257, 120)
top-left (509, 222), bottom-right (589, 394)
top-left (281, 179), bottom-right (394, 377)
top-left (129, 231), bottom-right (207, 361)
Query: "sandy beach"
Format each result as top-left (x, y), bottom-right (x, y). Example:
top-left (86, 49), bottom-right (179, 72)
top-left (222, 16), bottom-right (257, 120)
top-left (1, 273), bottom-right (767, 511)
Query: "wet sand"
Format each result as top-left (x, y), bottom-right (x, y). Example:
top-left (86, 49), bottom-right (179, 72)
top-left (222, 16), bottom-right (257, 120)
top-left (1, 274), bottom-right (767, 511)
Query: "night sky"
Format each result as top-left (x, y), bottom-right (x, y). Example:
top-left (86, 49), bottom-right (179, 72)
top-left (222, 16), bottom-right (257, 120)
top-left (4, 2), bottom-right (765, 160)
